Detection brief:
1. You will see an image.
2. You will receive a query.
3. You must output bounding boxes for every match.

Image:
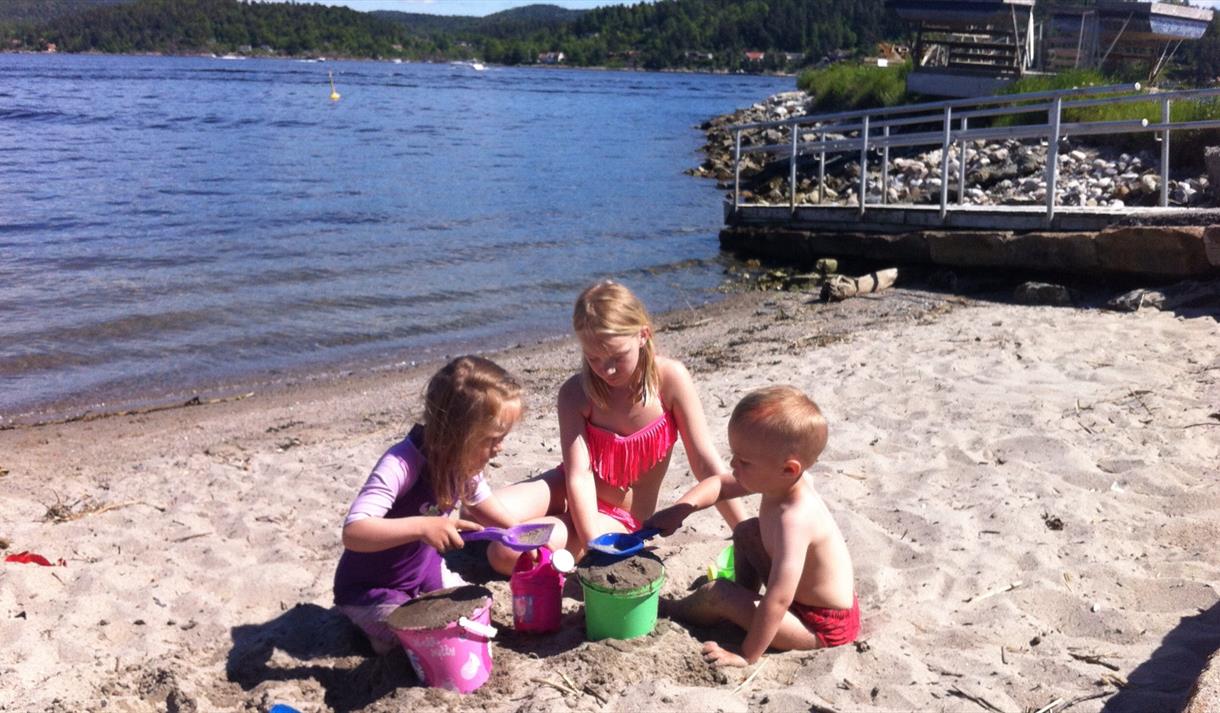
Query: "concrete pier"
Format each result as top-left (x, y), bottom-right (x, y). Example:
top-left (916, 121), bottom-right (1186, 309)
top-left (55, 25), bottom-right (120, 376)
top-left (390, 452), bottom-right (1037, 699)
top-left (721, 204), bottom-right (1220, 277)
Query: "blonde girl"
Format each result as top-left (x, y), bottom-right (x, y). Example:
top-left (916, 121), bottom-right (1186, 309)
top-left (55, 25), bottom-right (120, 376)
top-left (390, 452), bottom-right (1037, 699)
top-left (486, 280), bottom-right (746, 574)
top-left (334, 355), bottom-right (523, 654)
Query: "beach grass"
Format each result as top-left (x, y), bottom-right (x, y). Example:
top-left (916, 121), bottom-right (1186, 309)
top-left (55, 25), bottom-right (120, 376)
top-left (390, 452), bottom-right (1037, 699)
top-left (796, 61), bottom-right (911, 112)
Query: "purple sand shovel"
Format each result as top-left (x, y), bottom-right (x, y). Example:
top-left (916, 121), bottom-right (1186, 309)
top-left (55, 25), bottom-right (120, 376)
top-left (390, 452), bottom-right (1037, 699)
top-left (461, 523), bottom-right (555, 551)
top-left (587, 527), bottom-right (662, 557)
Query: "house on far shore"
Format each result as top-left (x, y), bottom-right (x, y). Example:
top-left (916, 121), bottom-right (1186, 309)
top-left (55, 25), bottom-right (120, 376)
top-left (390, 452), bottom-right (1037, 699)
top-left (744, 51), bottom-right (766, 63)
top-left (537, 51), bottom-right (565, 64)
top-left (45, 42), bottom-right (58, 53)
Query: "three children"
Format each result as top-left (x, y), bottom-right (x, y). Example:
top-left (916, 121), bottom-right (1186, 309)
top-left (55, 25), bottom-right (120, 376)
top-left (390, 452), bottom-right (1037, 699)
top-left (334, 282), bottom-right (858, 667)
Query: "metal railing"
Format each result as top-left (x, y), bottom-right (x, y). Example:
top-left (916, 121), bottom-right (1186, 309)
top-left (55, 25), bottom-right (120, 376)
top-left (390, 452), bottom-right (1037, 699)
top-left (729, 82), bottom-right (1220, 220)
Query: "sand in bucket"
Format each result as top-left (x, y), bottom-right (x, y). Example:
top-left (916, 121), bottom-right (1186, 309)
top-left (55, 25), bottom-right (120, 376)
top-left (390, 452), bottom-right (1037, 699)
top-left (577, 551), bottom-right (665, 641)
top-left (385, 585), bottom-right (497, 693)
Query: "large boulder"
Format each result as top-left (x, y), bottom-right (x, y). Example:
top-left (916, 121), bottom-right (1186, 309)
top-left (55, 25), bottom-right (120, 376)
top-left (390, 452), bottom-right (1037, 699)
top-left (1014, 281), bottom-right (1072, 306)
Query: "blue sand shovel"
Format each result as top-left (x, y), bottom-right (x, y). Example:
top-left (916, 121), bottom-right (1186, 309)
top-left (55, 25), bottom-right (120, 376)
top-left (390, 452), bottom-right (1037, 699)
top-left (461, 523), bottom-right (555, 551)
top-left (587, 527), bottom-right (662, 557)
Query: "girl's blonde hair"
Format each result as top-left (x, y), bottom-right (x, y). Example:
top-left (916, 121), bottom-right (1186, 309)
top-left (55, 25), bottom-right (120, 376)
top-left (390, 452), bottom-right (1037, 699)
top-left (421, 355), bottom-right (522, 511)
top-left (572, 280), bottom-right (660, 409)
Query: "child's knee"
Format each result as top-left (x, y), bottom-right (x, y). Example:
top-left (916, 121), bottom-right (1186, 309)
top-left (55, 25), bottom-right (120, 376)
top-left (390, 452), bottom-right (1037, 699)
top-left (732, 517), bottom-right (761, 546)
top-left (545, 519), bottom-right (569, 551)
top-left (487, 543), bottom-right (519, 576)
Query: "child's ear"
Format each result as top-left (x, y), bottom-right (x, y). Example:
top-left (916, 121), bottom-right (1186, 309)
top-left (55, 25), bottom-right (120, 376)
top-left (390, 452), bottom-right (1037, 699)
top-left (783, 458), bottom-right (803, 478)
top-left (639, 326), bottom-right (652, 344)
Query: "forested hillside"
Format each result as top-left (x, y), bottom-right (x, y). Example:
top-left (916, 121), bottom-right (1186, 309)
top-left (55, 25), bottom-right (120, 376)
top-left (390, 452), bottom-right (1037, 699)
top-left (2, 0), bottom-right (898, 71)
top-left (5, 0), bottom-right (424, 57)
top-left (0, 0), bottom-right (132, 27)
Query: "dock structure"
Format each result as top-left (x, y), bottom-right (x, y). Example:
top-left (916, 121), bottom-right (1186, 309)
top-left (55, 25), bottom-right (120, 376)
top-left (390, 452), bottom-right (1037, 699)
top-left (896, 0), bottom-right (1037, 97)
top-left (1046, 1), bottom-right (1214, 80)
top-left (720, 83), bottom-right (1220, 278)
top-left (892, 0), bottom-right (1213, 97)
top-left (724, 204), bottom-right (1220, 277)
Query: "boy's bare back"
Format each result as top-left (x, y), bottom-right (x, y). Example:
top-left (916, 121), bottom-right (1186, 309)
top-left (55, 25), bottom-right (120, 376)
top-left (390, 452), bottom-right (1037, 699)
top-left (759, 473), bottom-right (854, 611)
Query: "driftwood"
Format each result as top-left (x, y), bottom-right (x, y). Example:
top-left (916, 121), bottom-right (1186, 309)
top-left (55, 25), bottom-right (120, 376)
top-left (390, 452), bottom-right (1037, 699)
top-left (1107, 279), bottom-right (1220, 312)
top-left (822, 268), bottom-right (898, 302)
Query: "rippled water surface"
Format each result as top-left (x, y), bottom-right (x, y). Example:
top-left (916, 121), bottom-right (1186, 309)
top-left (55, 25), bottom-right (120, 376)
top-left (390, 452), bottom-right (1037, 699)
top-left (0, 54), bottom-right (791, 422)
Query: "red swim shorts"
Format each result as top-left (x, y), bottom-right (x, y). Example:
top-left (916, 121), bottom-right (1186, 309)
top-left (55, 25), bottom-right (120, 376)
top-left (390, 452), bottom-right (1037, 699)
top-left (791, 594), bottom-right (860, 648)
top-left (596, 499), bottom-right (642, 532)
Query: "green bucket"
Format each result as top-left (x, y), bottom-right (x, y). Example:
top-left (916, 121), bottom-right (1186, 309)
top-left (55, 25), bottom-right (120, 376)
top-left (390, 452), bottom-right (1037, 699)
top-left (579, 569), bottom-right (665, 641)
top-left (706, 544), bottom-right (736, 582)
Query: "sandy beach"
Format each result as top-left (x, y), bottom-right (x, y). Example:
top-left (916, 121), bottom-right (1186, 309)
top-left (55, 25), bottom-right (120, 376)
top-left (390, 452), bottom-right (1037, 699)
top-left (2, 281), bottom-right (1217, 713)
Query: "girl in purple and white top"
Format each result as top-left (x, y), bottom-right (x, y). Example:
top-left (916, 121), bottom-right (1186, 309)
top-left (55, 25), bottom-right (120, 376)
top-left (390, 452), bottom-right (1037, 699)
top-left (334, 356), bottom-right (523, 654)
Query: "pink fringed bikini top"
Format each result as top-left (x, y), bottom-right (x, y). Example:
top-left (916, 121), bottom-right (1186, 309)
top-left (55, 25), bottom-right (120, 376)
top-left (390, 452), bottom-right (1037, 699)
top-left (585, 410), bottom-right (679, 489)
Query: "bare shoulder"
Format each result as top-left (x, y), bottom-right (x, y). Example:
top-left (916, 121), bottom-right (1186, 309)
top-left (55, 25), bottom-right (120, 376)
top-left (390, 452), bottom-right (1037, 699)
top-left (789, 480), bottom-right (837, 542)
top-left (655, 355), bottom-right (692, 383)
top-left (655, 356), bottom-right (696, 402)
top-left (558, 374), bottom-right (590, 414)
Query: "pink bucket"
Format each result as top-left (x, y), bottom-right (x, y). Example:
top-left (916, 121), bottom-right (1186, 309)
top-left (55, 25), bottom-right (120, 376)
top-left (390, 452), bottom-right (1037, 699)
top-left (387, 589), bottom-right (497, 694)
top-left (510, 547), bottom-right (566, 633)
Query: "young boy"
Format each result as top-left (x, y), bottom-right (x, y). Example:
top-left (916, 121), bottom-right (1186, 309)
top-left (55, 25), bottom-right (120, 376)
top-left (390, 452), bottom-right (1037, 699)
top-left (645, 385), bottom-right (858, 667)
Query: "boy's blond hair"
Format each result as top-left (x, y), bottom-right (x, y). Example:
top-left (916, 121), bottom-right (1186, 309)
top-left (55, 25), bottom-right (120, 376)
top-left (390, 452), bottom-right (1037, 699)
top-left (422, 355), bottom-right (522, 511)
top-left (572, 280), bottom-right (660, 409)
top-left (730, 386), bottom-right (828, 468)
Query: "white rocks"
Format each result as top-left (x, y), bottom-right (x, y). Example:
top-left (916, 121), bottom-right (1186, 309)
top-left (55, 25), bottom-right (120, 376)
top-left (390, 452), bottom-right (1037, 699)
top-left (714, 97), bottom-right (1216, 208)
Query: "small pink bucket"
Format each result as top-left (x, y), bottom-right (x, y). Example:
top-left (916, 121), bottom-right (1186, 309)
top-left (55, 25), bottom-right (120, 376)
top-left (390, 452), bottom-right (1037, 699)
top-left (510, 547), bottom-right (565, 633)
top-left (389, 597), bottom-right (497, 693)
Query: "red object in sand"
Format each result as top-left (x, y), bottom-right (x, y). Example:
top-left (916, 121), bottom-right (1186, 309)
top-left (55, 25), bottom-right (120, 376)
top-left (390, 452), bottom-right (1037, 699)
top-left (4, 551), bottom-right (66, 567)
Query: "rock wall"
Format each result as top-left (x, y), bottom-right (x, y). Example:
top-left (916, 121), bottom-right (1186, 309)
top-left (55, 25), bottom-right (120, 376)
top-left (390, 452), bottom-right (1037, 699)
top-left (692, 91), bottom-right (1216, 210)
top-left (721, 224), bottom-right (1220, 277)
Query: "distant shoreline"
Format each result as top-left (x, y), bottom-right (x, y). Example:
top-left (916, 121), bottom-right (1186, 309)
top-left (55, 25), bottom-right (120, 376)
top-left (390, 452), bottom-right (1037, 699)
top-left (0, 49), bottom-right (798, 79)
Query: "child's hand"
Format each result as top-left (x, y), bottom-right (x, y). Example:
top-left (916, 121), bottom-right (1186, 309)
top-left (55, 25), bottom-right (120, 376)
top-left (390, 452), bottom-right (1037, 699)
top-left (420, 517), bottom-right (482, 553)
top-left (702, 641), bottom-right (749, 668)
top-left (644, 503), bottom-right (694, 537)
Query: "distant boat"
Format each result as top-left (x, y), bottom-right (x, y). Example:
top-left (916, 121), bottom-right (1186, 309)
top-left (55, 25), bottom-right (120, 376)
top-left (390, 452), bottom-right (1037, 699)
top-left (217, 54), bottom-right (246, 60)
top-left (452, 60), bottom-right (486, 71)
top-left (391, 58), bottom-right (403, 64)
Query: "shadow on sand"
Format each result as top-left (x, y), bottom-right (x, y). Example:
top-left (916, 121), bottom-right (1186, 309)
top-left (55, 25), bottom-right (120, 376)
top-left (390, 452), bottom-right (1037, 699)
top-left (1104, 601), bottom-right (1220, 713)
top-left (226, 603), bottom-right (419, 712)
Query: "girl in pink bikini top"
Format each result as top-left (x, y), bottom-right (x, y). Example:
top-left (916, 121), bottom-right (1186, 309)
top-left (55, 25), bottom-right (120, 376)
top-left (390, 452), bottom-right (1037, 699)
top-left (478, 280), bottom-right (746, 576)
top-left (564, 280), bottom-right (746, 538)
top-left (583, 410), bottom-right (679, 490)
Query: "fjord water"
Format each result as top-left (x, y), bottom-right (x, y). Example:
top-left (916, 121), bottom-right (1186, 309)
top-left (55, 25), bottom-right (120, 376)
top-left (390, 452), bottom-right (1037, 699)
top-left (0, 54), bottom-right (790, 423)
